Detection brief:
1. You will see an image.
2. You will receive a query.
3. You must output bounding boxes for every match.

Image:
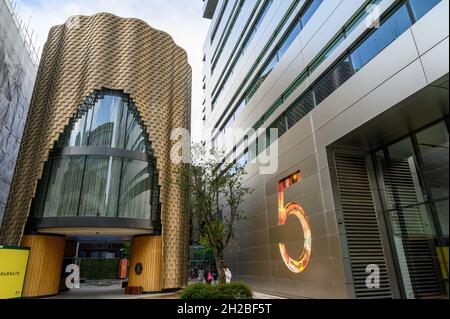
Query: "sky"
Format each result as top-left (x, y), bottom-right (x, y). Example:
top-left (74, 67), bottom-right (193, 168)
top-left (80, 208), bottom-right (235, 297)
top-left (14, 0), bottom-right (210, 141)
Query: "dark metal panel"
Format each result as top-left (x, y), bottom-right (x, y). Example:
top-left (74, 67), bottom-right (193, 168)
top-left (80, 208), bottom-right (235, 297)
top-left (27, 217), bottom-right (156, 232)
top-left (334, 152), bottom-right (393, 298)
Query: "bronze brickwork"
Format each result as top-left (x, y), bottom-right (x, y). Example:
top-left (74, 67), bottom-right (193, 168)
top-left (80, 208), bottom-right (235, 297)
top-left (0, 13), bottom-right (191, 289)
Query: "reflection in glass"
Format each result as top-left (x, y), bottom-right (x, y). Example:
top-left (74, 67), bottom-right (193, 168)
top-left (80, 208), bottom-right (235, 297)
top-left (384, 137), bottom-right (426, 209)
top-left (62, 93), bottom-right (146, 153)
top-left (32, 91), bottom-right (160, 223)
top-left (31, 159), bottom-right (53, 218)
top-left (434, 200), bottom-right (449, 238)
top-left (79, 156), bottom-right (122, 217)
top-left (66, 110), bottom-right (91, 147)
top-left (301, 0), bottom-right (323, 27)
top-left (119, 159), bottom-right (151, 219)
top-left (125, 110), bottom-right (146, 153)
top-left (44, 157), bottom-right (84, 217)
top-left (314, 57), bottom-right (354, 105)
top-left (286, 91), bottom-right (315, 129)
top-left (408, 0), bottom-right (440, 21)
top-left (416, 122), bottom-right (449, 201)
top-left (351, 4), bottom-right (412, 71)
top-left (89, 95), bottom-right (127, 148)
top-left (375, 119), bottom-right (449, 299)
top-left (387, 204), bottom-right (443, 299)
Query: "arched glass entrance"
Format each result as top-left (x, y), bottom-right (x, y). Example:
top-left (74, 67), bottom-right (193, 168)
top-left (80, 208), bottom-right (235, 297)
top-left (28, 89), bottom-right (161, 233)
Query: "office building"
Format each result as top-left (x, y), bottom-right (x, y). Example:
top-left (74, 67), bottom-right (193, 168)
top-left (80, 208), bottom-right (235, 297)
top-left (202, 0), bottom-right (448, 298)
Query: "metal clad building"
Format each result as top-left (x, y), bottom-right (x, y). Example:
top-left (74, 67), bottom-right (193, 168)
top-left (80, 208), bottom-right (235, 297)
top-left (202, 0), bottom-right (449, 299)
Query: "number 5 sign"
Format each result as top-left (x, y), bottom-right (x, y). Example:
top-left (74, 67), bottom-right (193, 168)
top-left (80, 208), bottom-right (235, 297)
top-left (278, 172), bottom-right (312, 273)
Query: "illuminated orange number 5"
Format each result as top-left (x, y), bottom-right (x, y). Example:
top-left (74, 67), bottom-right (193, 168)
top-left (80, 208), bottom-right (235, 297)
top-left (278, 172), bottom-right (312, 273)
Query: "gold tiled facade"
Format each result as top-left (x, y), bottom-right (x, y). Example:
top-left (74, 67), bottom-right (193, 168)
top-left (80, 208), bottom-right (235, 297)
top-left (0, 13), bottom-right (191, 289)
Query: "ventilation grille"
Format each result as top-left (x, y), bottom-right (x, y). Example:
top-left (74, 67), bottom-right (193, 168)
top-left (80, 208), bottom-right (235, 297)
top-left (381, 160), bottom-right (443, 298)
top-left (334, 153), bottom-right (392, 299)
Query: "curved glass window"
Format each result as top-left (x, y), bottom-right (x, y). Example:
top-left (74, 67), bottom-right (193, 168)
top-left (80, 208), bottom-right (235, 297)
top-left (61, 92), bottom-right (147, 152)
top-left (31, 90), bottom-right (160, 222)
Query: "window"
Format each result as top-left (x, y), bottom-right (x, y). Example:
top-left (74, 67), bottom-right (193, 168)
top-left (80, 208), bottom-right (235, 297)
top-left (271, 116), bottom-right (288, 138)
top-left (238, 149), bottom-right (249, 167)
top-left (245, 0), bottom-right (323, 104)
top-left (373, 118), bottom-right (449, 299)
top-left (31, 90), bottom-right (160, 221)
top-left (249, 139), bottom-right (258, 161)
top-left (44, 156), bottom-right (84, 217)
top-left (350, 4), bottom-right (412, 71)
top-left (234, 99), bottom-right (246, 120)
top-left (277, 20), bottom-right (302, 59)
top-left (125, 109), bottom-right (146, 153)
top-left (214, 0), bottom-right (323, 133)
top-left (286, 91), bottom-right (315, 129)
top-left (89, 95), bottom-right (127, 148)
top-left (64, 94), bottom-right (144, 153)
top-left (242, 0), bottom-right (273, 53)
top-left (211, 0), bottom-right (245, 72)
top-left (344, 0), bottom-right (383, 35)
top-left (408, 0), bottom-right (440, 21)
top-left (313, 57), bottom-right (354, 105)
top-left (79, 156), bottom-right (122, 217)
top-left (211, 0), bottom-right (229, 43)
top-left (301, 0), bottom-right (323, 27)
top-left (310, 35), bottom-right (344, 73)
top-left (119, 159), bottom-right (151, 219)
top-left (416, 121), bottom-right (449, 202)
top-left (220, 0), bottom-right (441, 164)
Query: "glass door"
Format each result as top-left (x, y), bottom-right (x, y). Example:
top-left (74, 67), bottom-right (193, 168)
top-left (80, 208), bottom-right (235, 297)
top-left (373, 118), bottom-right (449, 299)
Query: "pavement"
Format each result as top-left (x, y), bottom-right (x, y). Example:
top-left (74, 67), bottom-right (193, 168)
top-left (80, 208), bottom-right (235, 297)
top-left (48, 280), bottom-right (285, 299)
top-left (48, 280), bottom-right (180, 299)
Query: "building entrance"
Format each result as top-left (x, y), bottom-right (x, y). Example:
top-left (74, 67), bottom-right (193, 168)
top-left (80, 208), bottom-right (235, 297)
top-left (372, 118), bottom-right (449, 299)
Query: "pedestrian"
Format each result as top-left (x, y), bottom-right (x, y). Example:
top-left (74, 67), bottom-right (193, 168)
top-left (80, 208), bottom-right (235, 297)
top-left (224, 265), bottom-right (232, 283)
top-left (206, 270), bottom-right (213, 285)
top-left (197, 269), bottom-right (205, 283)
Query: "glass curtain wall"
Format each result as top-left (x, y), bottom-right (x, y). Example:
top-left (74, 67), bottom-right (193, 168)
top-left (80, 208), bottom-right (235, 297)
top-left (373, 118), bottom-right (449, 299)
top-left (31, 90), bottom-right (159, 221)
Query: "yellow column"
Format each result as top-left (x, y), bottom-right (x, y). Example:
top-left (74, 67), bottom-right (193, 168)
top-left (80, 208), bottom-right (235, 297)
top-left (21, 235), bottom-right (66, 298)
top-left (128, 236), bottom-right (162, 293)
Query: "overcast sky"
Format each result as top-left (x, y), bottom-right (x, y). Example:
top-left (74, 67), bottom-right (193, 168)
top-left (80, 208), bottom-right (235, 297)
top-left (14, 0), bottom-right (210, 141)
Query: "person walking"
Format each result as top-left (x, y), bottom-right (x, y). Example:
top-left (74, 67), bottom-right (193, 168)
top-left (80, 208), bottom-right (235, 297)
top-left (224, 265), bottom-right (232, 284)
top-left (206, 269), bottom-right (214, 285)
top-left (197, 269), bottom-right (205, 283)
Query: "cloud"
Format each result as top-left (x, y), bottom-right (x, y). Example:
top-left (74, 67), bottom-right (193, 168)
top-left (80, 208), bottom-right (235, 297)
top-left (15, 0), bottom-right (210, 141)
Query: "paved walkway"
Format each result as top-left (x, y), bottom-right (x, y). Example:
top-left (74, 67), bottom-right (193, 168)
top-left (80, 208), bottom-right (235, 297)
top-left (49, 280), bottom-right (180, 299)
top-left (48, 280), bottom-right (285, 299)
top-left (253, 292), bottom-right (286, 299)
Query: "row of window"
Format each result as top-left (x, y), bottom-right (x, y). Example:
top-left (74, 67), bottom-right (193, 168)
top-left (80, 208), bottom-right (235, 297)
top-left (211, 0), bottom-right (246, 75)
top-left (210, 0), bottom-right (229, 44)
top-left (244, 0), bottom-right (323, 103)
top-left (213, 0), bottom-right (322, 143)
top-left (211, 0), bottom-right (273, 109)
top-left (216, 0), bottom-right (379, 151)
top-left (229, 0), bottom-right (440, 166)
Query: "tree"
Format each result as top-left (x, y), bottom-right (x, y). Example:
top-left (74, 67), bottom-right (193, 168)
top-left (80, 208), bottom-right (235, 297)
top-left (176, 144), bottom-right (252, 284)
